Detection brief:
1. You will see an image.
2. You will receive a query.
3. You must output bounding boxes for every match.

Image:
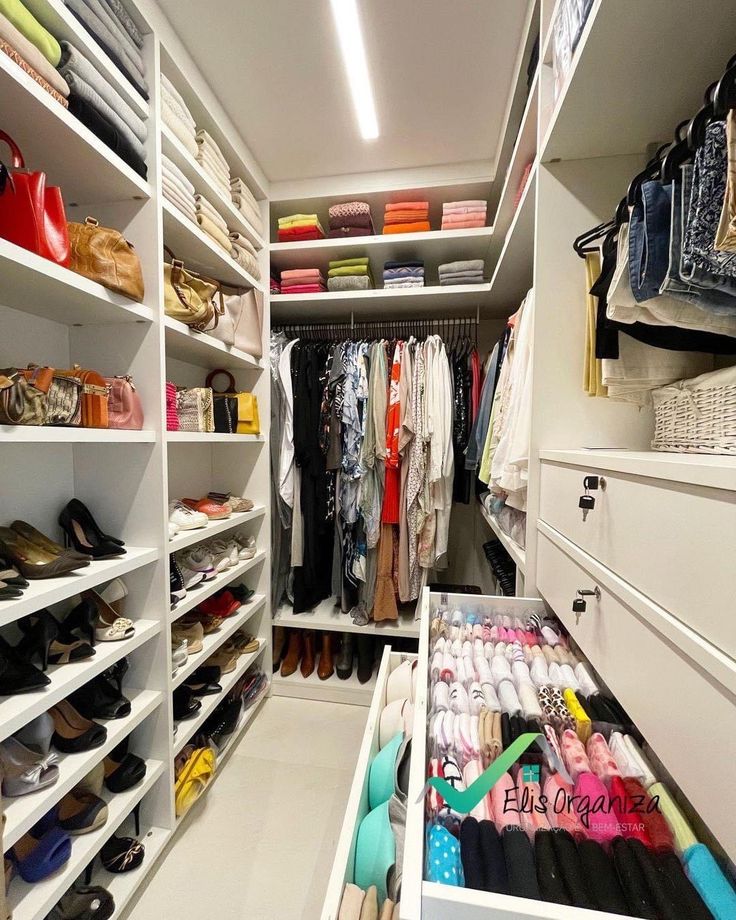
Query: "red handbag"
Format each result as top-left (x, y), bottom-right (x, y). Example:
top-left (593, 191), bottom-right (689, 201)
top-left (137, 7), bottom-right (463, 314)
top-left (0, 130), bottom-right (70, 266)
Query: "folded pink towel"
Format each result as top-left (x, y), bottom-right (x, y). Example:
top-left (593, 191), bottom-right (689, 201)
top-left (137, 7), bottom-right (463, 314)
top-left (281, 268), bottom-right (323, 280)
top-left (281, 273), bottom-right (325, 285)
top-left (441, 220), bottom-right (487, 230)
top-left (279, 284), bottom-right (326, 294)
top-left (443, 206), bottom-right (487, 215)
top-left (573, 772), bottom-right (619, 845)
top-left (443, 199), bottom-right (487, 209)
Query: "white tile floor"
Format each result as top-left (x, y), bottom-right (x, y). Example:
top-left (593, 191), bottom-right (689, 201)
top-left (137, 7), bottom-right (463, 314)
top-left (131, 696), bottom-right (367, 920)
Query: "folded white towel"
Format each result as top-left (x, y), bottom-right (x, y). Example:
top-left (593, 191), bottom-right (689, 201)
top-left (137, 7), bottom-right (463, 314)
top-left (196, 129), bottom-right (230, 174)
top-left (194, 193), bottom-right (229, 233)
top-left (162, 154), bottom-right (195, 196)
top-left (162, 108), bottom-right (198, 158)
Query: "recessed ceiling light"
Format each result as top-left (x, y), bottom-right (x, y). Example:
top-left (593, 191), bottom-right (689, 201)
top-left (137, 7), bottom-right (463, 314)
top-left (330, 0), bottom-right (379, 140)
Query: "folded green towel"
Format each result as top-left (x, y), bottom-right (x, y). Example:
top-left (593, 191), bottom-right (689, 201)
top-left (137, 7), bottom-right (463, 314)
top-left (0, 0), bottom-right (61, 65)
top-left (327, 264), bottom-right (372, 278)
top-left (328, 256), bottom-right (370, 269)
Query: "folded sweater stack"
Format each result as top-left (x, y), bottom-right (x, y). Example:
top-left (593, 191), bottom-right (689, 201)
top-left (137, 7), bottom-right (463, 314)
top-left (0, 3), bottom-right (68, 106)
top-left (230, 176), bottom-right (263, 236)
top-left (383, 260), bottom-right (425, 289)
top-left (161, 72), bottom-right (197, 157)
top-left (196, 129), bottom-right (231, 198)
top-left (277, 214), bottom-right (325, 242)
top-left (327, 200), bottom-right (374, 239)
top-left (229, 230), bottom-right (260, 280)
top-left (382, 200), bottom-right (430, 234)
top-left (441, 199), bottom-right (487, 230)
top-left (162, 154), bottom-right (196, 222)
top-left (270, 275), bottom-right (281, 295)
top-left (64, 0), bottom-right (148, 100)
top-left (280, 268), bottom-right (326, 294)
top-left (327, 257), bottom-right (373, 292)
top-left (194, 192), bottom-right (231, 255)
top-left (439, 259), bottom-right (486, 286)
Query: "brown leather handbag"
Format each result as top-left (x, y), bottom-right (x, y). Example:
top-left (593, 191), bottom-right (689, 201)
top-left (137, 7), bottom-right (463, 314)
top-left (55, 365), bottom-right (109, 428)
top-left (0, 366), bottom-right (52, 425)
top-left (68, 217), bottom-right (144, 302)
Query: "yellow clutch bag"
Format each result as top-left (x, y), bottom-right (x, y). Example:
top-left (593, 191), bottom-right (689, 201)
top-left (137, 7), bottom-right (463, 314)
top-left (174, 746), bottom-right (216, 817)
top-left (205, 369), bottom-right (260, 435)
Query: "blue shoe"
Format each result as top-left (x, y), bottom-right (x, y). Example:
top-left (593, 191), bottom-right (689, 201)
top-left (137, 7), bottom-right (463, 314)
top-left (8, 827), bottom-right (71, 882)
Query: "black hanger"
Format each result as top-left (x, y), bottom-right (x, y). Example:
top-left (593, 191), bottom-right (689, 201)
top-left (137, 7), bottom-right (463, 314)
top-left (573, 218), bottom-right (617, 258)
top-left (713, 54), bottom-right (736, 117)
top-left (625, 142), bottom-right (671, 207)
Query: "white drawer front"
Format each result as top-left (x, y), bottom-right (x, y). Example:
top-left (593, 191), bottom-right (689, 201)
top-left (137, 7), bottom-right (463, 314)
top-left (539, 460), bottom-right (736, 659)
top-left (536, 528), bottom-right (736, 862)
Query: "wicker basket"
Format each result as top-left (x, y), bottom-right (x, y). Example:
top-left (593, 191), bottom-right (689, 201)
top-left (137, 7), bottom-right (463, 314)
top-left (651, 365), bottom-right (736, 454)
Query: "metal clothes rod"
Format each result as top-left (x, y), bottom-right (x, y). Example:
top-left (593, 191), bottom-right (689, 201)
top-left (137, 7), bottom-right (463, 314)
top-left (274, 315), bottom-right (479, 342)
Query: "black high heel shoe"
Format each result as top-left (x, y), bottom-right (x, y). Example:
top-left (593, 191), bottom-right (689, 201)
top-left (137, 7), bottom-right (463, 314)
top-left (58, 501), bottom-right (125, 559)
top-left (0, 636), bottom-right (51, 694)
top-left (17, 611), bottom-right (95, 672)
top-left (69, 671), bottom-right (131, 720)
top-left (64, 597), bottom-right (97, 646)
top-left (104, 739), bottom-right (146, 793)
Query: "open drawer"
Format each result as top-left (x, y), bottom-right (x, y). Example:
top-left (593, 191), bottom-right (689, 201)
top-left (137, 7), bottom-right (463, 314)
top-left (321, 647), bottom-right (418, 920)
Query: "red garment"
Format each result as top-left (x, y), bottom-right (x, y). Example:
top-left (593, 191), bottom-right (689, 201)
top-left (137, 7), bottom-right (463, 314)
top-left (609, 775), bottom-right (652, 847)
top-left (277, 227), bottom-right (325, 241)
top-left (381, 342), bottom-right (402, 523)
top-left (279, 284), bottom-right (325, 294)
top-left (470, 347), bottom-right (480, 421)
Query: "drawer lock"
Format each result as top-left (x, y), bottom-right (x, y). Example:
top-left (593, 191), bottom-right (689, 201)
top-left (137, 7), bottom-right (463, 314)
top-left (579, 475), bottom-right (606, 522)
top-left (573, 587), bottom-right (601, 623)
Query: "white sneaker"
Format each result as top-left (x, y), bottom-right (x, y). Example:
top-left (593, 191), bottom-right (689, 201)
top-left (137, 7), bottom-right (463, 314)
top-left (169, 500), bottom-right (208, 531)
top-left (169, 522), bottom-right (179, 539)
top-left (207, 540), bottom-right (236, 572)
top-left (178, 564), bottom-right (205, 591)
top-left (234, 534), bottom-right (256, 560)
top-left (178, 547), bottom-right (216, 581)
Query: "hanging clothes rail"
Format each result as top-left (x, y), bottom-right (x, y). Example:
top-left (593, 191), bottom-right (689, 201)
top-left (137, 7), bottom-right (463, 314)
top-left (273, 315), bottom-right (478, 344)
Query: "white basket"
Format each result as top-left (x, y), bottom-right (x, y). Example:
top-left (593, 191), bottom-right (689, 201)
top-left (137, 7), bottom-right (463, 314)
top-left (651, 365), bottom-right (736, 454)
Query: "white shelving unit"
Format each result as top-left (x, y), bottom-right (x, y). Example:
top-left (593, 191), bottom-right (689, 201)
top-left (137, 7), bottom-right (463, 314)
top-left (0, 0), bottom-right (272, 915)
top-left (273, 599), bottom-right (420, 639)
top-left (272, 667), bottom-right (378, 707)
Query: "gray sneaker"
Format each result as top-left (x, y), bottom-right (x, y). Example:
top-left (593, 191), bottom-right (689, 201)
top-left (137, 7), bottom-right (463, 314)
top-left (336, 633), bottom-right (354, 680)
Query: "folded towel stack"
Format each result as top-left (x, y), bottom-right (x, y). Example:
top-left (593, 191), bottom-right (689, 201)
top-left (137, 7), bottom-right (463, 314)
top-left (327, 257), bottom-right (373, 292)
top-left (438, 259), bottom-right (486, 286)
top-left (161, 72), bottom-right (197, 157)
top-left (441, 199), bottom-right (487, 230)
top-left (383, 260), bottom-right (425, 289)
top-left (229, 231), bottom-right (260, 280)
top-left (270, 275), bottom-right (281, 295)
top-left (382, 201), bottom-right (430, 234)
top-left (64, 0), bottom-right (148, 100)
top-left (327, 200), bottom-right (374, 239)
top-left (280, 268), bottom-right (326, 294)
top-left (162, 153), bottom-right (196, 222)
top-left (230, 176), bottom-right (263, 236)
top-left (277, 214), bottom-right (325, 242)
top-left (0, 4), bottom-right (68, 105)
top-left (196, 129), bottom-right (231, 198)
top-left (194, 191), bottom-right (231, 255)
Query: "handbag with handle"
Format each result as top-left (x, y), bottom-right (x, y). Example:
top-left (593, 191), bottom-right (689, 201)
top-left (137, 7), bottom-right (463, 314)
top-left (54, 364), bottom-right (109, 428)
top-left (176, 387), bottom-right (214, 432)
top-left (174, 746), bottom-right (216, 817)
top-left (45, 372), bottom-right (82, 426)
top-left (0, 130), bottom-right (70, 266)
top-left (0, 366), bottom-right (52, 425)
top-left (105, 375), bottom-right (144, 430)
top-left (205, 369), bottom-right (260, 435)
top-left (164, 247), bottom-right (223, 332)
top-left (68, 217), bottom-right (144, 301)
top-left (209, 289), bottom-right (263, 357)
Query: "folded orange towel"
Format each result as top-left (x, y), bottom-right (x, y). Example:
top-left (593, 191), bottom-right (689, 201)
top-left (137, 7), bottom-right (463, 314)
top-left (385, 201), bottom-right (429, 213)
top-left (384, 212), bottom-right (429, 223)
top-left (382, 221), bottom-right (431, 234)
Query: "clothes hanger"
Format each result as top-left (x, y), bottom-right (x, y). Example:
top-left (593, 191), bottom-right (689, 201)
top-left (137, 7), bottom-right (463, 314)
top-left (713, 54), bottom-right (736, 117)
top-left (625, 142), bottom-right (671, 208)
top-left (661, 83), bottom-right (718, 181)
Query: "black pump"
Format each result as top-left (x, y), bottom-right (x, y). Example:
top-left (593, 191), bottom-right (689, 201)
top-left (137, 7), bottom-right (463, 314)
top-left (58, 499), bottom-right (125, 559)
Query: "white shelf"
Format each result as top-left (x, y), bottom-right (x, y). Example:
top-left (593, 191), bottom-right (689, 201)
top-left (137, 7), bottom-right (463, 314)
top-left (0, 546), bottom-right (159, 627)
top-left (0, 238), bottom-right (155, 326)
top-left (164, 316), bottom-right (263, 370)
top-left (0, 425), bottom-right (156, 443)
top-left (539, 449), bottom-right (736, 492)
top-left (172, 639), bottom-right (267, 755)
top-left (485, 164), bottom-right (536, 313)
top-left (98, 824), bottom-right (172, 919)
top-left (7, 758), bottom-right (166, 920)
top-left (272, 666), bottom-right (377, 707)
top-left (274, 599), bottom-right (420, 638)
top-left (166, 431), bottom-right (264, 443)
top-left (22, 0), bottom-right (149, 119)
top-left (479, 502), bottom-right (527, 571)
top-left (0, 620), bottom-right (161, 742)
top-left (269, 226), bottom-right (493, 272)
top-left (168, 506), bottom-right (266, 552)
top-left (172, 595), bottom-right (266, 688)
top-left (162, 200), bottom-right (263, 290)
top-left (0, 50), bottom-right (150, 205)
top-left (169, 551), bottom-right (267, 623)
top-left (3, 688), bottom-right (162, 849)
top-left (161, 124), bottom-right (265, 251)
top-left (271, 283), bottom-right (492, 322)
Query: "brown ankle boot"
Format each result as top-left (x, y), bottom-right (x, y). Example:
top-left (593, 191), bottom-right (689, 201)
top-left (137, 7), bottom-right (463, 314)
top-left (317, 632), bottom-right (334, 680)
top-left (300, 630), bottom-right (316, 678)
top-left (280, 630), bottom-right (303, 677)
top-left (272, 625), bottom-right (287, 673)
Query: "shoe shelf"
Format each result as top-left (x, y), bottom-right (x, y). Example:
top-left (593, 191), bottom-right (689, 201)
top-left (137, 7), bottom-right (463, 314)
top-left (0, 548), bottom-right (159, 628)
top-left (172, 639), bottom-right (267, 756)
top-left (0, 426), bottom-right (156, 444)
top-left (484, 163), bottom-right (536, 313)
top-left (171, 595), bottom-right (266, 689)
top-left (0, 621), bottom-right (161, 742)
top-left (272, 666), bottom-right (378, 707)
top-left (93, 823), bottom-right (172, 920)
top-left (273, 599), bottom-right (420, 638)
top-left (168, 507), bottom-right (266, 553)
top-left (164, 316), bottom-right (264, 371)
top-left (169, 551), bottom-right (267, 624)
top-left (0, 239), bottom-right (156, 327)
top-left (162, 201), bottom-right (263, 292)
top-left (3, 688), bottom-right (163, 850)
top-left (166, 431), bottom-right (265, 443)
top-left (0, 49), bottom-right (150, 205)
top-left (7, 758), bottom-right (166, 920)
top-left (478, 502), bottom-right (527, 572)
top-left (161, 124), bottom-right (265, 251)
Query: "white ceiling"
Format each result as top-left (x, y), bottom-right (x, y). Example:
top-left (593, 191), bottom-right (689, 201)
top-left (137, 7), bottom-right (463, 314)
top-left (156, 0), bottom-right (530, 184)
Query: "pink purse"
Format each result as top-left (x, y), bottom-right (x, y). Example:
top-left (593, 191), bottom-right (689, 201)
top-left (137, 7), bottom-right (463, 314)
top-left (165, 381), bottom-right (179, 431)
top-left (105, 375), bottom-right (143, 429)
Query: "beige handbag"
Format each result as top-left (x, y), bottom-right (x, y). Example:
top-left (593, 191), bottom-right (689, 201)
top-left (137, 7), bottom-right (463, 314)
top-left (209, 290), bottom-right (263, 357)
top-left (176, 387), bottom-right (214, 432)
top-left (163, 248), bottom-right (223, 332)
